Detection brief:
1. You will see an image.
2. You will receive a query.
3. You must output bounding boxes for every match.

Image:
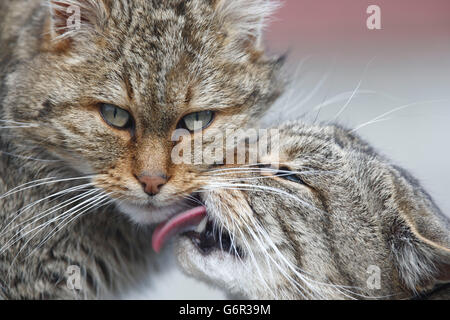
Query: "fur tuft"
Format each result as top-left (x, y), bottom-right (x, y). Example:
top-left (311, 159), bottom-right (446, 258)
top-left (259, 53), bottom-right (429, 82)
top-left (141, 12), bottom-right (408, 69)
top-left (46, 0), bottom-right (108, 40)
top-left (390, 226), bottom-right (440, 292)
top-left (214, 0), bottom-right (281, 46)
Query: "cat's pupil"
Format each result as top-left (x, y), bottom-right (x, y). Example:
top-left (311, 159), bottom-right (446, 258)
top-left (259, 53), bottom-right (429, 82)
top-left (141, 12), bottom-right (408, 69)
top-left (100, 104), bottom-right (132, 129)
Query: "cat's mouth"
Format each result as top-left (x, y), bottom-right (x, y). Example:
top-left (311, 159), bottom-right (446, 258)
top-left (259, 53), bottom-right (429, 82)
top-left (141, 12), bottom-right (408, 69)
top-left (151, 195), bottom-right (242, 257)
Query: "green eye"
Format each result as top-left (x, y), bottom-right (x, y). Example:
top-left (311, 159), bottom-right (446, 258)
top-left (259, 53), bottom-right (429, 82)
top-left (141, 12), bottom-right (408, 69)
top-left (178, 111), bottom-right (214, 132)
top-left (100, 104), bottom-right (133, 129)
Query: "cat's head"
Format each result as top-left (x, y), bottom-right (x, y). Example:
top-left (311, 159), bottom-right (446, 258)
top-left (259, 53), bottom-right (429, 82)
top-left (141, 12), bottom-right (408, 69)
top-left (3, 0), bottom-right (283, 224)
top-left (175, 121), bottom-right (450, 299)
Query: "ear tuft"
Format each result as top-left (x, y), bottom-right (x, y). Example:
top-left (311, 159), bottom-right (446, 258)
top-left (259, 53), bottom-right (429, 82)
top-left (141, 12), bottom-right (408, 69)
top-left (46, 0), bottom-right (108, 41)
top-left (391, 216), bottom-right (450, 293)
top-left (214, 0), bottom-right (281, 47)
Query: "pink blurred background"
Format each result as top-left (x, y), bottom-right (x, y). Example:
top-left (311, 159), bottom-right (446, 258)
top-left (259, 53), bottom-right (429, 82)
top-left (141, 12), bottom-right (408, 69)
top-left (265, 0), bottom-right (450, 57)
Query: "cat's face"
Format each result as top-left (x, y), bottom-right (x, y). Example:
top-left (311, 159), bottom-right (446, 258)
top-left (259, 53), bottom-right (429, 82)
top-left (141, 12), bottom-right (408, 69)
top-left (176, 122), bottom-right (450, 299)
top-left (4, 0), bottom-right (282, 224)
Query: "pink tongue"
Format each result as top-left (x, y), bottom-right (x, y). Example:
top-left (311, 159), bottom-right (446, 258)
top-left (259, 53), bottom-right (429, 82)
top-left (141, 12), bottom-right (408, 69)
top-left (152, 206), bottom-right (207, 253)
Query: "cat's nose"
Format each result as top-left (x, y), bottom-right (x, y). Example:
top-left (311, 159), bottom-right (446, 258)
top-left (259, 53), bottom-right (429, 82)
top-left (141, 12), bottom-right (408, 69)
top-left (138, 174), bottom-right (168, 196)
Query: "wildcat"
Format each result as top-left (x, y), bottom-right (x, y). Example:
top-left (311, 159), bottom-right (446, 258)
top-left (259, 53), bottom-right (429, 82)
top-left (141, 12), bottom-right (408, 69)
top-left (0, 0), bottom-right (283, 298)
top-left (174, 121), bottom-right (450, 299)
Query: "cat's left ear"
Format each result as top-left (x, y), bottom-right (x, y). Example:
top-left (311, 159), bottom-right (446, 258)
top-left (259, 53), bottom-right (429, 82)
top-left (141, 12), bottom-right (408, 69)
top-left (389, 171), bottom-right (450, 293)
top-left (213, 0), bottom-right (281, 48)
top-left (397, 219), bottom-right (450, 285)
top-left (43, 0), bottom-right (109, 49)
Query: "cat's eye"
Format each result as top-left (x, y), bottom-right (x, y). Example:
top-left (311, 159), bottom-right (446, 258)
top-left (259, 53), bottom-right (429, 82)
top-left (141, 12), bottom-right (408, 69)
top-left (100, 104), bottom-right (133, 129)
top-left (178, 111), bottom-right (214, 132)
top-left (276, 166), bottom-right (306, 185)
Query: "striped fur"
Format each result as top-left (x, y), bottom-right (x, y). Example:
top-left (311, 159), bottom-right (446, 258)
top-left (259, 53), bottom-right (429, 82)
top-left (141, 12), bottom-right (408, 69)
top-left (0, 0), bottom-right (282, 298)
top-left (177, 121), bottom-right (450, 299)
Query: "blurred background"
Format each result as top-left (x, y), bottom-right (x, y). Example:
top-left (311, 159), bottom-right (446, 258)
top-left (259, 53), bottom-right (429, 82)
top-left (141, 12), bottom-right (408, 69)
top-left (127, 0), bottom-right (450, 299)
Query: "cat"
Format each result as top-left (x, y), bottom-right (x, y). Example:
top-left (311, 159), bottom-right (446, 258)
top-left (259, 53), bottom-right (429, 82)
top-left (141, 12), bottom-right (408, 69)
top-left (175, 120), bottom-right (450, 299)
top-left (0, 0), bottom-right (283, 299)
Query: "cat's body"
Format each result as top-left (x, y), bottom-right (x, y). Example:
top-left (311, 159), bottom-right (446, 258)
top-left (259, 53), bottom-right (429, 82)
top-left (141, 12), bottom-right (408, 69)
top-left (4, 0), bottom-right (447, 301)
top-left (176, 121), bottom-right (450, 300)
top-left (0, 0), bottom-right (282, 298)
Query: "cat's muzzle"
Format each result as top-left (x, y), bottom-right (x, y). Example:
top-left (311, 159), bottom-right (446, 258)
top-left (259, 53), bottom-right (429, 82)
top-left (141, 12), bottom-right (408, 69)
top-left (152, 193), bottom-right (243, 258)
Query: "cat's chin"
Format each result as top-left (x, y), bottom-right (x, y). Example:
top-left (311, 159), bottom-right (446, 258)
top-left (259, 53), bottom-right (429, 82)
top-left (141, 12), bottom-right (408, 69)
top-left (117, 200), bottom-right (194, 225)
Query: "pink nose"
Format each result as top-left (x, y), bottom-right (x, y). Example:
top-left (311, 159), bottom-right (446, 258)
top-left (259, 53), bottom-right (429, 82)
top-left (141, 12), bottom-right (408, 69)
top-left (138, 175), bottom-right (168, 196)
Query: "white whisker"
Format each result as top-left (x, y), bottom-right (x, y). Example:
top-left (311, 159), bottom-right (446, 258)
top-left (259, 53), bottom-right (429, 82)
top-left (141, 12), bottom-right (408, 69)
top-left (0, 175), bottom-right (96, 201)
top-left (351, 99), bottom-right (449, 133)
top-left (0, 182), bottom-right (95, 235)
top-left (0, 189), bottom-right (104, 255)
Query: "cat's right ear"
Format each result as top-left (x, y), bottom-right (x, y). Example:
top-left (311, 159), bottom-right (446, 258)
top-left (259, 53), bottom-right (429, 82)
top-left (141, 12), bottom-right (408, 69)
top-left (43, 0), bottom-right (109, 50)
top-left (212, 0), bottom-right (281, 48)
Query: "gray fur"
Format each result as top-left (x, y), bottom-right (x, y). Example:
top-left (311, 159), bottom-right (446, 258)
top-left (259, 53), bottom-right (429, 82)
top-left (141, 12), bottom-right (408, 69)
top-left (176, 121), bottom-right (450, 300)
top-left (0, 0), bottom-right (282, 298)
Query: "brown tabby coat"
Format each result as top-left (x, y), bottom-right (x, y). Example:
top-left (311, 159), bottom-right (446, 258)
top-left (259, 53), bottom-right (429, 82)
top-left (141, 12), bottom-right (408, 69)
top-left (0, 0), bottom-right (282, 298)
top-left (176, 121), bottom-right (450, 299)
